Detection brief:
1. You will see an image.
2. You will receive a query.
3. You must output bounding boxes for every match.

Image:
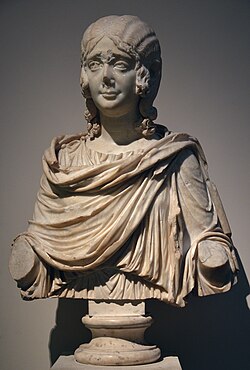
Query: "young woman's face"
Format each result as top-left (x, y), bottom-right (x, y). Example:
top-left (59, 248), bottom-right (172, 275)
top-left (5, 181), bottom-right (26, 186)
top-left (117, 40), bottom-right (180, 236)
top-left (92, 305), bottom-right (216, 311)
top-left (84, 37), bottom-right (139, 118)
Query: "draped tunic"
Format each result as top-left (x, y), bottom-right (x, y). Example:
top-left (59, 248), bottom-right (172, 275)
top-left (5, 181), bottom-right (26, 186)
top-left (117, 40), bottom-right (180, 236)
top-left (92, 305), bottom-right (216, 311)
top-left (15, 129), bottom-right (238, 306)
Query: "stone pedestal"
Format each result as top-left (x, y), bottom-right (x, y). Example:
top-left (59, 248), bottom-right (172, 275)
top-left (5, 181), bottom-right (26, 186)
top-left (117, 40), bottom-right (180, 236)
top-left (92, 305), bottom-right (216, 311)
top-left (74, 300), bottom-right (161, 366)
top-left (51, 355), bottom-right (182, 369)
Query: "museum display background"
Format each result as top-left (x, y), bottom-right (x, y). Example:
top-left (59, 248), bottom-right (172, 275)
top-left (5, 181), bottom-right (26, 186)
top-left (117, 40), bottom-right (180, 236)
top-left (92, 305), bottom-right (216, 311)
top-left (1, 1), bottom-right (249, 369)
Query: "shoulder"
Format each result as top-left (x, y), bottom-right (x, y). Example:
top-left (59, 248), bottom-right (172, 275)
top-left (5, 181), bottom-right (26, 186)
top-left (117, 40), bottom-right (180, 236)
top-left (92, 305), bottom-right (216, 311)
top-left (43, 132), bottom-right (88, 168)
top-left (156, 128), bottom-right (204, 157)
top-left (176, 148), bottom-right (201, 172)
top-left (159, 130), bottom-right (205, 173)
top-left (162, 129), bottom-right (207, 165)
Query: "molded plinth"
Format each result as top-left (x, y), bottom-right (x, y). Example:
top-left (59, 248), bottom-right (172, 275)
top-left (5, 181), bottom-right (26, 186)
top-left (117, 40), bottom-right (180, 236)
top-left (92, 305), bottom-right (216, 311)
top-left (75, 337), bottom-right (160, 366)
top-left (74, 314), bottom-right (161, 366)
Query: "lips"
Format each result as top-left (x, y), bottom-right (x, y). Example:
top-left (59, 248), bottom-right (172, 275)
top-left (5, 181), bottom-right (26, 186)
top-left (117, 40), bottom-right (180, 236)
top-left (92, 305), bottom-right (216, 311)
top-left (100, 90), bottom-right (119, 99)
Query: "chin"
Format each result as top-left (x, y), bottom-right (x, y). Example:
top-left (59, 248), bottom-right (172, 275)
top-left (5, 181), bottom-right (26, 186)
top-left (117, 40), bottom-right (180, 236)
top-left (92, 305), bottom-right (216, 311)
top-left (96, 97), bottom-right (138, 118)
top-left (97, 104), bottom-right (130, 118)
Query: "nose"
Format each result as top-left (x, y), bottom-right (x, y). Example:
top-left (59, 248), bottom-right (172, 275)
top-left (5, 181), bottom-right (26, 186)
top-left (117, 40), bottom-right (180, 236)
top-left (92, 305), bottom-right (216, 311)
top-left (102, 64), bottom-right (113, 85)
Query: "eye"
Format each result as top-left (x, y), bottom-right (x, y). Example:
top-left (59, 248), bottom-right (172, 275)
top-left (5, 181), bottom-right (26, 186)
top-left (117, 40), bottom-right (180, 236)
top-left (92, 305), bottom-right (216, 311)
top-left (88, 60), bottom-right (102, 71)
top-left (113, 60), bottom-right (131, 71)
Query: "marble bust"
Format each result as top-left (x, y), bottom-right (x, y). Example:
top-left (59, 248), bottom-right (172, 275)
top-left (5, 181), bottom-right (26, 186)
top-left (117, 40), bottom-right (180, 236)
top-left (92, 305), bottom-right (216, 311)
top-left (10, 15), bottom-right (238, 308)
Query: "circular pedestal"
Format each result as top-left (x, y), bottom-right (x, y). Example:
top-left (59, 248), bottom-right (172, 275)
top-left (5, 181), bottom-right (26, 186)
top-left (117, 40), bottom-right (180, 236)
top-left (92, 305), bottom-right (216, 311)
top-left (74, 315), bottom-right (161, 366)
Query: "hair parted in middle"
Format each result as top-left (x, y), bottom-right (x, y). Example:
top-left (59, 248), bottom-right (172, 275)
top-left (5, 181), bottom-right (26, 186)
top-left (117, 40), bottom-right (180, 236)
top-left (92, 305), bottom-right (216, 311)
top-left (80, 15), bottom-right (162, 139)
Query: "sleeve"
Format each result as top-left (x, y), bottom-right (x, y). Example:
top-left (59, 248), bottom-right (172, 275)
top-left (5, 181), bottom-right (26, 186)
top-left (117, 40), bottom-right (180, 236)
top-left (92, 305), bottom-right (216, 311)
top-left (174, 149), bottom-right (238, 297)
top-left (175, 149), bottom-right (218, 244)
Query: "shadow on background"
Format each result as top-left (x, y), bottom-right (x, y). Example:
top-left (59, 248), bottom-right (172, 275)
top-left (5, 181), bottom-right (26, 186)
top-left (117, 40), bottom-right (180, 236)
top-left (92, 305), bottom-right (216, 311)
top-left (49, 299), bottom-right (90, 366)
top-left (146, 250), bottom-right (249, 370)
top-left (49, 251), bottom-right (249, 370)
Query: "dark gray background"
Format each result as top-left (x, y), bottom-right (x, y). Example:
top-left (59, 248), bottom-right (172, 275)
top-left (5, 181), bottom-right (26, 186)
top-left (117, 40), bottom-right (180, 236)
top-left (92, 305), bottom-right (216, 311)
top-left (1, 1), bottom-right (249, 369)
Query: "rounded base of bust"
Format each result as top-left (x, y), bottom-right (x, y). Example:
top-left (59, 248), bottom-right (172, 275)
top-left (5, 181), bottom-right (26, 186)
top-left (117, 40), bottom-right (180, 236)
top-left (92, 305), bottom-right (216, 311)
top-left (75, 337), bottom-right (161, 366)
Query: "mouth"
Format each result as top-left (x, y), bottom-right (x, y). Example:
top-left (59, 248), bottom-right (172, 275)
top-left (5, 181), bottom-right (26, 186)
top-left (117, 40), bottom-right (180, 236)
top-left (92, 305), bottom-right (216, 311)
top-left (100, 90), bottom-right (119, 99)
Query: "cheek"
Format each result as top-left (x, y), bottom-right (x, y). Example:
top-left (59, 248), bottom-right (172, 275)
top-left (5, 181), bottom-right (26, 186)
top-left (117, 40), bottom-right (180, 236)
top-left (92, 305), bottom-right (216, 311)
top-left (87, 70), bottom-right (100, 86)
top-left (119, 75), bottom-right (137, 95)
top-left (88, 79), bottom-right (99, 95)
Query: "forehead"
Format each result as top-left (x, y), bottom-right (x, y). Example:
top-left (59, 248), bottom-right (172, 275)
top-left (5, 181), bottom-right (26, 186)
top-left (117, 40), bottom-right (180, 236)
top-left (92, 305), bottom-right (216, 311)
top-left (86, 36), bottom-right (133, 60)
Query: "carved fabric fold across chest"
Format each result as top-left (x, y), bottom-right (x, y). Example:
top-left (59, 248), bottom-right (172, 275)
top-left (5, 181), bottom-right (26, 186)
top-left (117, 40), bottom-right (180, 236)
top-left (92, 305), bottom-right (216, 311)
top-left (16, 131), bottom-right (237, 306)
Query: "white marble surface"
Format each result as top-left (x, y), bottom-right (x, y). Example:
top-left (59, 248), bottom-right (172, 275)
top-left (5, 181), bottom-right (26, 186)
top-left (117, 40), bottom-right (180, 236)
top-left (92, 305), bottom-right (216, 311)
top-left (10, 15), bottom-right (238, 306)
top-left (75, 301), bottom-right (160, 366)
top-left (89, 300), bottom-right (145, 316)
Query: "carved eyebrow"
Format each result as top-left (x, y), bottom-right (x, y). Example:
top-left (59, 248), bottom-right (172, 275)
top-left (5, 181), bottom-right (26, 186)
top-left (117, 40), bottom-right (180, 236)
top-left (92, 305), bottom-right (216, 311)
top-left (86, 52), bottom-right (102, 60)
top-left (86, 51), bottom-right (133, 62)
top-left (108, 51), bottom-right (131, 58)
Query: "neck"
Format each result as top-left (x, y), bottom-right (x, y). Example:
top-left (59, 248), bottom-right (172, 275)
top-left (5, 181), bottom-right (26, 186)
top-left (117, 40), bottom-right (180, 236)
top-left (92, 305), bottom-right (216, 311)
top-left (99, 111), bottom-right (142, 146)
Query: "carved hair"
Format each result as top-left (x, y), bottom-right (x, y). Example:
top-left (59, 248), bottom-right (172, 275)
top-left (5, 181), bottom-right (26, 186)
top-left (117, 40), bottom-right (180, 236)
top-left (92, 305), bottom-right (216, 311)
top-left (80, 15), bottom-right (162, 139)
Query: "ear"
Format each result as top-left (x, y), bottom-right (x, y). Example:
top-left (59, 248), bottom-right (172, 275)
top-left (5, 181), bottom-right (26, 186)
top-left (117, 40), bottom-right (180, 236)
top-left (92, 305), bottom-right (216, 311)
top-left (139, 59), bottom-right (161, 121)
top-left (80, 66), bottom-right (88, 87)
top-left (80, 66), bottom-right (91, 98)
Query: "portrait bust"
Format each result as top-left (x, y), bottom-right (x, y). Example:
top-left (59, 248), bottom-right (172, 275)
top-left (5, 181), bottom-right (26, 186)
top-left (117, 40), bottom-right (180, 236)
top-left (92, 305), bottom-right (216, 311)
top-left (9, 15), bottom-right (238, 308)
